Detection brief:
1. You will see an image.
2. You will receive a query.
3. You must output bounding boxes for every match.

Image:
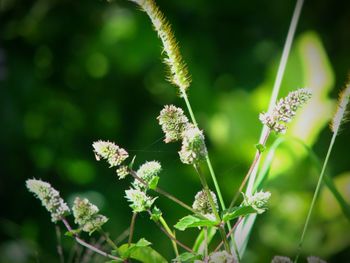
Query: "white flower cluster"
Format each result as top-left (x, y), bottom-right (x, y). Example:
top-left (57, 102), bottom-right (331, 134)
top-left (158, 105), bottom-right (189, 143)
top-left (125, 188), bottom-right (157, 213)
top-left (242, 190), bottom-right (271, 214)
top-left (259, 88), bottom-right (312, 133)
top-left (208, 251), bottom-right (235, 263)
top-left (92, 140), bottom-right (129, 179)
top-left (72, 197), bottom-right (108, 235)
top-left (271, 256), bottom-right (293, 263)
top-left (179, 125), bottom-right (208, 164)
top-left (133, 161), bottom-right (162, 191)
top-left (26, 179), bottom-right (70, 223)
top-left (192, 190), bottom-right (218, 219)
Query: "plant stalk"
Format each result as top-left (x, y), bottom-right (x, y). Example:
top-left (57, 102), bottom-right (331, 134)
top-left (159, 215), bottom-right (179, 257)
top-left (128, 212), bottom-right (137, 246)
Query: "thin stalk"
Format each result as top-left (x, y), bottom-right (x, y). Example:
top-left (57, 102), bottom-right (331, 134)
top-left (159, 215), bottom-right (179, 257)
top-left (128, 212), bottom-right (137, 246)
top-left (55, 225), bottom-right (64, 263)
top-left (99, 229), bottom-right (118, 250)
top-left (128, 169), bottom-right (197, 214)
top-left (61, 218), bottom-right (121, 261)
top-left (294, 133), bottom-right (337, 263)
top-left (181, 91), bottom-right (227, 213)
top-left (147, 211), bottom-right (194, 253)
top-left (204, 227), bottom-right (208, 258)
top-left (193, 164), bottom-right (230, 253)
top-left (214, 217), bottom-right (243, 253)
top-left (229, 130), bottom-right (270, 209)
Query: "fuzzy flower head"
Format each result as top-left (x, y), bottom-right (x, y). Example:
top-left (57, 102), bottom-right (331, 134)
top-left (179, 125), bottom-right (208, 164)
top-left (271, 256), bottom-right (293, 263)
top-left (192, 190), bottom-right (218, 218)
top-left (307, 256), bottom-right (327, 263)
top-left (116, 165), bottom-right (129, 180)
top-left (242, 190), bottom-right (271, 214)
top-left (125, 188), bottom-right (157, 213)
top-left (26, 179), bottom-right (70, 223)
top-left (72, 197), bottom-right (108, 235)
top-left (260, 88), bottom-right (312, 134)
top-left (158, 105), bottom-right (189, 143)
top-left (133, 161), bottom-right (161, 191)
top-left (331, 83), bottom-right (350, 134)
top-left (209, 251), bottom-right (235, 263)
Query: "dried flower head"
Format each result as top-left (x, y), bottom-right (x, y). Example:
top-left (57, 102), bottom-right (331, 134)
top-left (260, 88), bottom-right (312, 134)
top-left (129, 0), bottom-right (191, 93)
top-left (158, 105), bottom-right (189, 143)
top-left (72, 197), bottom-right (108, 235)
top-left (209, 251), bottom-right (235, 263)
top-left (331, 83), bottom-right (350, 135)
top-left (307, 256), bottom-right (327, 263)
top-left (242, 190), bottom-right (271, 214)
top-left (192, 190), bottom-right (218, 217)
top-left (26, 179), bottom-right (70, 222)
top-left (133, 161), bottom-right (162, 191)
top-left (125, 188), bottom-right (157, 213)
top-left (179, 125), bottom-right (208, 164)
top-left (271, 256), bottom-right (293, 263)
top-left (92, 140), bottom-right (129, 175)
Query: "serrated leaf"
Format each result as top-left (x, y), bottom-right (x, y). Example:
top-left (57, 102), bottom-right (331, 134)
top-left (174, 215), bottom-right (218, 231)
top-left (222, 206), bottom-right (256, 222)
top-left (149, 176), bottom-right (159, 190)
top-left (173, 252), bottom-right (202, 262)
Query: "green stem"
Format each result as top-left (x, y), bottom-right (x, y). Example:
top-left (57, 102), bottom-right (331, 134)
top-left (128, 212), bottom-right (137, 246)
top-left (159, 216), bottom-right (179, 257)
top-left (295, 133), bottom-right (337, 263)
top-left (99, 229), bottom-right (118, 250)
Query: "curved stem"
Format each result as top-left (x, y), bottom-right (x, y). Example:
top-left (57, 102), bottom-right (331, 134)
top-left (99, 229), bottom-right (118, 250)
top-left (61, 218), bottom-right (121, 261)
top-left (159, 215), bottom-right (179, 257)
top-left (294, 133), bottom-right (336, 263)
top-left (128, 213), bottom-right (137, 246)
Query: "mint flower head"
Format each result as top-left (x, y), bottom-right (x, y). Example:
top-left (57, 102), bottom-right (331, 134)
top-left (133, 161), bottom-right (162, 191)
top-left (125, 188), bottom-right (157, 213)
top-left (259, 88), bottom-right (312, 134)
top-left (209, 251), bottom-right (235, 263)
top-left (271, 256), bottom-right (293, 263)
top-left (72, 197), bottom-right (108, 235)
top-left (158, 105), bottom-right (189, 143)
top-left (192, 190), bottom-right (218, 217)
top-left (242, 190), bottom-right (271, 214)
top-left (179, 125), bottom-right (208, 164)
top-left (26, 179), bottom-right (70, 223)
top-left (92, 140), bottom-right (129, 168)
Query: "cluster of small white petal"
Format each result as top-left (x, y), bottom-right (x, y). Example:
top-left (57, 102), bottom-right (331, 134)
top-left (133, 161), bottom-right (162, 191)
top-left (208, 251), bottom-right (235, 263)
top-left (271, 256), bottom-right (293, 263)
top-left (92, 140), bottom-right (129, 179)
top-left (259, 88), bottom-right (312, 133)
top-left (307, 256), bottom-right (327, 263)
top-left (72, 197), bottom-right (108, 235)
top-left (125, 188), bottom-right (157, 213)
top-left (158, 105), bottom-right (189, 143)
top-left (192, 190), bottom-right (218, 218)
top-left (179, 126), bottom-right (208, 164)
top-left (243, 190), bottom-right (271, 214)
top-left (26, 179), bottom-right (70, 223)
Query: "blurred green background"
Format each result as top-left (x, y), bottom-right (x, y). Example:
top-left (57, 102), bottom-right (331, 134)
top-left (1, 0), bottom-right (350, 262)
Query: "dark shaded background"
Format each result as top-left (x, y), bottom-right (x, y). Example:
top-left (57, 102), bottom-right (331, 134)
top-left (1, 0), bottom-right (349, 262)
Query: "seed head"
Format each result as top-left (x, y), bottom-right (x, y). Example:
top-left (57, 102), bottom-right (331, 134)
top-left (242, 190), bottom-right (271, 214)
top-left (192, 190), bottom-right (218, 217)
top-left (26, 179), bottom-right (70, 223)
top-left (72, 197), bottom-right (108, 235)
top-left (158, 105), bottom-right (189, 143)
top-left (133, 161), bottom-right (162, 191)
top-left (92, 140), bottom-right (129, 169)
top-left (179, 125), bottom-right (208, 164)
top-left (260, 88), bottom-right (312, 133)
top-left (125, 188), bottom-right (157, 213)
top-left (331, 83), bottom-right (350, 134)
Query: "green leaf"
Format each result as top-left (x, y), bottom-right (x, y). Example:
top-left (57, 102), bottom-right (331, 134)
top-left (173, 252), bottom-right (202, 262)
top-left (64, 229), bottom-right (81, 237)
top-left (118, 241), bottom-right (167, 263)
top-left (129, 155), bottom-right (136, 170)
top-left (174, 215), bottom-right (218, 231)
top-left (222, 206), bottom-right (256, 222)
top-left (192, 227), bottom-right (216, 253)
top-left (148, 175), bottom-right (159, 190)
top-left (255, 143), bottom-right (266, 153)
